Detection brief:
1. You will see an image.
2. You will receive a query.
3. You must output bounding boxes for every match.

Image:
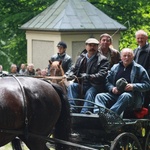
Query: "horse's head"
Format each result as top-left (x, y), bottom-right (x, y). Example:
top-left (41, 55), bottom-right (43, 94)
top-left (48, 61), bottom-right (68, 94)
top-left (49, 60), bottom-right (64, 76)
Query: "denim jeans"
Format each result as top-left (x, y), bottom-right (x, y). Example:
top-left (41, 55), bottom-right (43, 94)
top-left (94, 92), bottom-right (134, 115)
top-left (68, 83), bottom-right (98, 113)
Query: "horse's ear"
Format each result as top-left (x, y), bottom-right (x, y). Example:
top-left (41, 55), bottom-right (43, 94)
top-left (49, 60), bottom-right (52, 65)
top-left (59, 60), bottom-right (62, 66)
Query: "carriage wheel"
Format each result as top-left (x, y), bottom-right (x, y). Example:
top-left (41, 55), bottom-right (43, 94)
top-left (145, 130), bottom-right (150, 150)
top-left (110, 132), bottom-right (142, 150)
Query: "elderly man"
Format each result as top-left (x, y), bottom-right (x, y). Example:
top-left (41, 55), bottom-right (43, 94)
top-left (67, 38), bottom-right (109, 113)
top-left (94, 48), bottom-right (150, 116)
top-left (99, 33), bottom-right (120, 69)
top-left (134, 30), bottom-right (150, 108)
top-left (10, 64), bottom-right (18, 74)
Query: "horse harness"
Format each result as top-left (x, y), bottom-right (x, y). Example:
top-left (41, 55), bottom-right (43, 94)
top-left (0, 74), bottom-right (97, 150)
top-left (0, 74), bottom-right (29, 139)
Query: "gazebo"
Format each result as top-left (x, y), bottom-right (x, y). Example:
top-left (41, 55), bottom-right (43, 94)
top-left (20, 0), bottom-right (126, 70)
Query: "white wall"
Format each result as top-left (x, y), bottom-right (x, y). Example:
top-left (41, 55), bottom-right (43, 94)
top-left (26, 30), bottom-right (121, 70)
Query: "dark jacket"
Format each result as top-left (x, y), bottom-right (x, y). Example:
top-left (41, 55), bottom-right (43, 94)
top-left (134, 43), bottom-right (150, 76)
top-left (67, 50), bottom-right (109, 92)
top-left (109, 48), bottom-right (120, 69)
top-left (48, 53), bottom-right (73, 74)
top-left (99, 47), bottom-right (120, 69)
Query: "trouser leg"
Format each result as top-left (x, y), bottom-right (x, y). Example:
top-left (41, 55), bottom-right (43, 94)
top-left (110, 92), bottom-right (133, 115)
top-left (67, 83), bottom-right (79, 111)
top-left (80, 87), bottom-right (97, 113)
top-left (94, 93), bottom-right (117, 114)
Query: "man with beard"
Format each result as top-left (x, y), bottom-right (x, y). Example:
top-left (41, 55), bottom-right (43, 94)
top-left (66, 38), bottom-right (109, 113)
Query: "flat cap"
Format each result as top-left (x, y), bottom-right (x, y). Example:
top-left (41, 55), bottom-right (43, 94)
top-left (85, 38), bottom-right (99, 44)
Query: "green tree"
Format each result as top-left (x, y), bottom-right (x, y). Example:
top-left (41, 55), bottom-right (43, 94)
top-left (1, 0), bottom-right (150, 71)
top-left (0, 0), bottom-right (55, 71)
top-left (89, 0), bottom-right (150, 50)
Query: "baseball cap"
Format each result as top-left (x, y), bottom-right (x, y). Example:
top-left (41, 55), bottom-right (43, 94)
top-left (85, 38), bottom-right (99, 44)
top-left (57, 41), bottom-right (67, 48)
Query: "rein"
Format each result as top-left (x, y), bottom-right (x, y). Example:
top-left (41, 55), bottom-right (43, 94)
top-left (39, 76), bottom-right (65, 80)
top-left (0, 129), bottom-right (97, 150)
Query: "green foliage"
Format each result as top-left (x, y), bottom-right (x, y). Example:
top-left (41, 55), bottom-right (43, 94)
top-left (0, 0), bottom-right (150, 70)
top-left (89, 0), bottom-right (150, 50)
top-left (0, 0), bottom-right (55, 71)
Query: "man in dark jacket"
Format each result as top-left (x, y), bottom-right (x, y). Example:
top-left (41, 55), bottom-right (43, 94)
top-left (48, 41), bottom-right (73, 75)
top-left (134, 30), bottom-right (150, 108)
top-left (67, 38), bottom-right (109, 113)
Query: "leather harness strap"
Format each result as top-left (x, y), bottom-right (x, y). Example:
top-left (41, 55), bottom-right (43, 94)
top-left (12, 75), bottom-right (29, 139)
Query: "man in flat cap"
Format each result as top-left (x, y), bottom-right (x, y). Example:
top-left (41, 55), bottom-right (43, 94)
top-left (67, 38), bottom-right (109, 113)
top-left (48, 41), bottom-right (73, 75)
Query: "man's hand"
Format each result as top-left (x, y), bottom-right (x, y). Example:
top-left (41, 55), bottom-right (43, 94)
top-left (80, 73), bottom-right (90, 79)
top-left (66, 72), bottom-right (75, 80)
top-left (112, 87), bottom-right (121, 95)
top-left (125, 84), bottom-right (133, 91)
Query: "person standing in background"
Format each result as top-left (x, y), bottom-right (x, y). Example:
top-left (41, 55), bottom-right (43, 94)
top-left (26, 63), bottom-right (35, 76)
top-left (48, 41), bottom-right (73, 75)
top-left (134, 30), bottom-right (150, 108)
top-left (19, 63), bottom-right (27, 75)
top-left (10, 64), bottom-right (18, 74)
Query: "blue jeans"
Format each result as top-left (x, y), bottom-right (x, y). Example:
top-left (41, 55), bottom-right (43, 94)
top-left (94, 92), bottom-right (134, 115)
top-left (68, 83), bottom-right (98, 113)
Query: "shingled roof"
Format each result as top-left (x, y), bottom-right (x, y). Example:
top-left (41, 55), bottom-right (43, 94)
top-left (20, 0), bottom-right (126, 31)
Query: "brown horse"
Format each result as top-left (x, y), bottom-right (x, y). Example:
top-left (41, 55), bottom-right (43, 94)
top-left (0, 75), bottom-right (70, 150)
top-left (49, 60), bottom-right (69, 94)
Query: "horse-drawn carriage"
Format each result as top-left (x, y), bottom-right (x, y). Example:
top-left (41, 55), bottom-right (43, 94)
top-left (47, 60), bottom-right (150, 150)
top-left (69, 99), bottom-right (150, 150)
top-left (0, 61), bottom-right (150, 150)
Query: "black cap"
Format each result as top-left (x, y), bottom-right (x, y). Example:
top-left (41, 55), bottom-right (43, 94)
top-left (116, 78), bottom-right (128, 92)
top-left (57, 41), bottom-right (67, 48)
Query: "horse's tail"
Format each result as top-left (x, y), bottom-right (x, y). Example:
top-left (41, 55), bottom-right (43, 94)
top-left (52, 83), bottom-right (71, 150)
